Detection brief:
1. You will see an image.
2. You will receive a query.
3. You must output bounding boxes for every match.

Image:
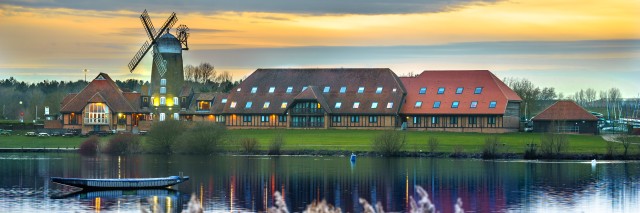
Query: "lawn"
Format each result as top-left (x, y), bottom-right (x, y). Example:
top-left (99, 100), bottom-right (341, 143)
top-left (0, 129), bottom-right (611, 155)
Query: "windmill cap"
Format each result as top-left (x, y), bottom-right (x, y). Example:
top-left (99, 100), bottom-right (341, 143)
top-left (157, 33), bottom-right (181, 54)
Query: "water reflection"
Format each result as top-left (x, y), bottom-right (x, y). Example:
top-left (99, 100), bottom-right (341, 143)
top-left (0, 153), bottom-right (639, 212)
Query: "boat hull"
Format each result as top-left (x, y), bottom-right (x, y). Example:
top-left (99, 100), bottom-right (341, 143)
top-left (51, 176), bottom-right (189, 189)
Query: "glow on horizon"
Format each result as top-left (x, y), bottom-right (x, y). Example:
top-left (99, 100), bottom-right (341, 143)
top-left (0, 0), bottom-right (638, 96)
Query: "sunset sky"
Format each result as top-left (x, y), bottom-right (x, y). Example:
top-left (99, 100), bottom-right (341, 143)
top-left (0, 0), bottom-right (638, 97)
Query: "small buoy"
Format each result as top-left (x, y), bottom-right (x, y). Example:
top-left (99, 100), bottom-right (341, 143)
top-left (350, 153), bottom-right (357, 162)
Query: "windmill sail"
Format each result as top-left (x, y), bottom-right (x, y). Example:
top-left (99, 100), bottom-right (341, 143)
top-left (153, 45), bottom-right (167, 77)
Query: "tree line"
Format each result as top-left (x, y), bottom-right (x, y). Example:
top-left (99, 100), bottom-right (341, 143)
top-left (183, 62), bottom-right (238, 93)
top-left (503, 78), bottom-right (630, 120)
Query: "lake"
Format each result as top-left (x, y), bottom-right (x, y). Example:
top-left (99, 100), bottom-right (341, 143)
top-left (0, 153), bottom-right (638, 212)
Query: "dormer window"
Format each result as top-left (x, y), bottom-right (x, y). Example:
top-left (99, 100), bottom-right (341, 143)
top-left (245, 102), bottom-right (252, 108)
top-left (160, 78), bottom-right (166, 86)
top-left (387, 102), bottom-right (393, 109)
top-left (489, 101), bottom-right (497, 108)
top-left (230, 101), bottom-right (237, 108)
top-left (474, 87), bottom-right (483, 94)
top-left (286, 87), bottom-right (293, 94)
top-left (340, 86), bottom-right (347, 93)
top-left (353, 102), bottom-right (360, 108)
top-left (263, 102), bottom-right (270, 109)
top-left (433, 101), bottom-right (441, 108)
top-left (456, 87), bottom-right (463, 94)
top-left (437, 87), bottom-right (445, 94)
top-left (335, 102), bottom-right (342, 109)
top-left (376, 87), bottom-right (383, 94)
top-left (470, 101), bottom-right (478, 108)
top-left (236, 88), bottom-right (241, 92)
top-left (371, 102), bottom-right (378, 109)
top-left (452, 101), bottom-right (459, 108)
top-left (323, 86), bottom-right (330, 93)
top-left (302, 86), bottom-right (308, 91)
top-left (357, 87), bottom-right (365, 94)
top-left (415, 101), bottom-right (422, 108)
top-left (419, 87), bottom-right (426, 94)
top-left (251, 87), bottom-right (257, 93)
top-left (197, 101), bottom-right (210, 111)
top-left (221, 98), bottom-right (227, 103)
top-left (269, 87), bottom-right (275, 93)
top-left (281, 102), bottom-right (288, 108)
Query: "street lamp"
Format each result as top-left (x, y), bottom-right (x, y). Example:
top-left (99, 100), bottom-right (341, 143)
top-left (83, 69), bottom-right (89, 82)
top-left (19, 101), bottom-right (23, 123)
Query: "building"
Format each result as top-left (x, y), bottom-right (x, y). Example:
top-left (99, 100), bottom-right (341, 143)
top-left (59, 73), bottom-right (150, 133)
top-left (221, 68), bottom-right (407, 129)
top-left (531, 100), bottom-right (599, 134)
top-left (399, 70), bottom-right (522, 133)
top-left (146, 33), bottom-right (186, 121)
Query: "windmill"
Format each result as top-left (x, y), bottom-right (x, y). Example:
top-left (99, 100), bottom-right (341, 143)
top-left (127, 10), bottom-right (189, 120)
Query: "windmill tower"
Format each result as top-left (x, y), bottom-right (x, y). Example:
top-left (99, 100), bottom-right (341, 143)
top-left (128, 10), bottom-right (189, 121)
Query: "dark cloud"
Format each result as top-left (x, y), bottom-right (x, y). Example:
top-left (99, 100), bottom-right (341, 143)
top-left (1, 0), bottom-right (500, 15)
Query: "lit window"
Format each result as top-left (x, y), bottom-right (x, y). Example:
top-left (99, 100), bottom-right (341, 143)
top-left (392, 88), bottom-right (397, 93)
top-left (340, 86), bottom-right (347, 93)
top-left (357, 87), bottom-right (365, 93)
top-left (251, 87), bottom-right (257, 93)
top-left (197, 101), bottom-right (210, 111)
top-left (281, 102), bottom-right (288, 108)
top-left (230, 101), bottom-right (237, 108)
top-left (236, 87), bottom-right (241, 92)
top-left (415, 101), bottom-right (422, 108)
top-left (470, 101), bottom-right (478, 108)
top-left (376, 87), bottom-right (383, 94)
top-left (323, 86), bottom-right (330, 93)
top-left (173, 97), bottom-right (179, 106)
top-left (245, 102), bottom-right (252, 108)
top-left (261, 115), bottom-right (269, 122)
top-left (160, 97), bottom-right (166, 106)
top-left (489, 101), bottom-right (497, 108)
top-left (151, 97), bottom-right (155, 105)
top-left (160, 78), bottom-right (166, 86)
top-left (160, 87), bottom-right (166, 94)
top-left (452, 101), bottom-right (459, 108)
top-left (456, 87), bottom-right (463, 94)
top-left (413, 116), bottom-right (420, 124)
top-left (369, 116), bottom-right (378, 123)
top-left (371, 102), bottom-right (378, 109)
top-left (419, 87), bottom-right (426, 94)
top-left (433, 101), bottom-right (441, 108)
top-left (387, 102), bottom-right (393, 109)
top-left (335, 102), bottom-right (342, 109)
top-left (269, 87), bottom-right (275, 93)
top-left (286, 87), bottom-right (293, 93)
top-left (263, 102), bottom-right (270, 109)
top-left (474, 87), bottom-right (483, 94)
top-left (216, 115), bottom-right (225, 123)
top-left (353, 102), bottom-right (360, 108)
top-left (159, 113), bottom-right (165, 121)
top-left (221, 98), bottom-right (227, 103)
top-left (174, 113), bottom-right (179, 121)
top-left (437, 87), bottom-right (445, 94)
top-left (302, 86), bottom-right (307, 91)
top-left (83, 103), bottom-right (110, 124)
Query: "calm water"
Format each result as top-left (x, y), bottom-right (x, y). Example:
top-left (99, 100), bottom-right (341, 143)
top-left (0, 153), bottom-right (639, 212)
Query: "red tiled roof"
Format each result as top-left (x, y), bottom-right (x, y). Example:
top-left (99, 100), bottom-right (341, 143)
top-left (223, 68), bottom-right (406, 115)
top-left (532, 100), bottom-right (598, 121)
top-left (60, 73), bottom-right (140, 113)
top-left (400, 70), bottom-right (522, 115)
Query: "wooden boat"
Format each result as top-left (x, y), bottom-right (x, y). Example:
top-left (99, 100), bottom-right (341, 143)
top-left (51, 175), bottom-right (189, 189)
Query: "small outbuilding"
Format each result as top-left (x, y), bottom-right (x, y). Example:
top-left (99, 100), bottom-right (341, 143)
top-left (531, 100), bottom-right (599, 134)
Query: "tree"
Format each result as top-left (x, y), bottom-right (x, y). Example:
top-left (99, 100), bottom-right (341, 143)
top-left (197, 62), bottom-right (216, 84)
top-left (184, 64), bottom-right (196, 82)
top-left (585, 88), bottom-right (597, 107)
top-left (504, 77), bottom-right (542, 118)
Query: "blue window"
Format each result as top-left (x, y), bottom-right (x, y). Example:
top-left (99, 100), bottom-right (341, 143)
top-left (245, 102), bottom-right (252, 108)
top-left (456, 87), bottom-right (463, 94)
top-left (415, 101), bottom-right (423, 108)
top-left (437, 87), bottom-right (445, 94)
top-left (451, 101), bottom-right (459, 108)
top-left (376, 87), bottom-right (383, 94)
top-left (243, 115), bottom-right (252, 122)
top-left (323, 86), bottom-right (330, 93)
top-left (332, 116), bottom-right (341, 123)
top-left (350, 116), bottom-right (360, 123)
top-left (431, 116), bottom-right (439, 124)
top-left (369, 116), bottom-right (378, 123)
top-left (251, 87), bottom-right (257, 93)
top-left (474, 87), bottom-right (483, 94)
top-left (470, 101), bottom-right (478, 108)
top-left (357, 87), bottom-right (365, 94)
top-left (286, 87), bottom-right (293, 93)
top-left (340, 86), bottom-right (347, 93)
top-left (413, 116), bottom-right (420, 124)
top-left (419, 87), bottom-right (427, 94)
top-left (261, 115), bottom-right (269, 122)
top-left (489, 101), bottom-right (497, 108)
top-left (433, 101), bottom-right (441, 108)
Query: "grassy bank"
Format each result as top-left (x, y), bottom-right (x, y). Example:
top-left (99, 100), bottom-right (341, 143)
top-left (0, 129), bottom-right (618, 156)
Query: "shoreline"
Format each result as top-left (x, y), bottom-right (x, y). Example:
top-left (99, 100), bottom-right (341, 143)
top-left (2, 148), bottom-right (638, 160)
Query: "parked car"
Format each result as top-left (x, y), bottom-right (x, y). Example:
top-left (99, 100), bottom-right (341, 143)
top-left (601, 126), bottom-right (627, 133)
top-left (25, 132), bottom-right (37, 137)
top-left (0, 129), bottom-right (12, 136)
top-left (50, 132), bottom-right (62, 136)
top-left (37, 133), bottom-right (50, 137)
